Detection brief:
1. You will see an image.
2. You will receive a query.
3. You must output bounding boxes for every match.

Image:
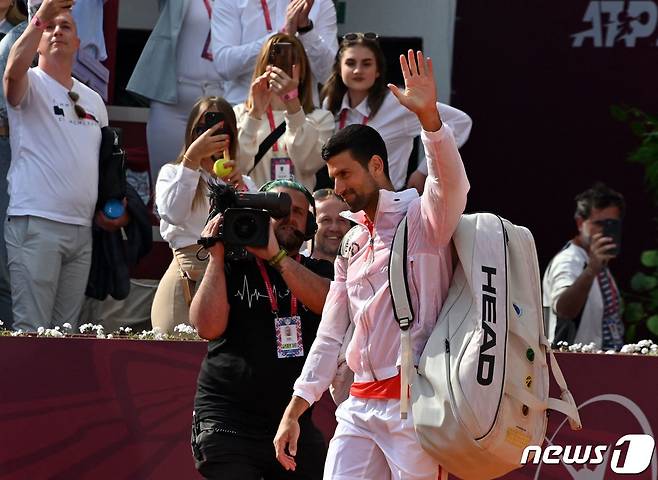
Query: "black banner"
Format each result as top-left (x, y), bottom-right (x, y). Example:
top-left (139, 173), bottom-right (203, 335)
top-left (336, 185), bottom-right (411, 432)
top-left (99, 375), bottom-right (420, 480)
top-left (452, 0), bottom-right (658, 288)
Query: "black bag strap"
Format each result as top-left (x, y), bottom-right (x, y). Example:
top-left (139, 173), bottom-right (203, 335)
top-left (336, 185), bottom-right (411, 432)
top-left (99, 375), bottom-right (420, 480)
top-left (249, 121), bottom-right (286, 175)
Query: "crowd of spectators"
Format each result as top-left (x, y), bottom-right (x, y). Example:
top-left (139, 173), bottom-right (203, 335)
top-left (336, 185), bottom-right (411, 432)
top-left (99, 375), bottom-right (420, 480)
top-left (0, 1), bottom-right (627, 478)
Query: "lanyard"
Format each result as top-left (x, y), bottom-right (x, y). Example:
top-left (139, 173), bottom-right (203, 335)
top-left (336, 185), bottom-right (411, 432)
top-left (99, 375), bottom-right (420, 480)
top-left (256, 256), bottom-right (300, 316)
top-left (266, 107), bottom-right (283, 153)
top-left (260, 0), bottom-right (274, 32)
top-left (201, 0), bottom-right (214, 61)
top-left (202, 0), bottom-right (212, 16)
top-left (600, 268), bottom-right (620, 312)
top-left (338, 108), bottom-right (369, 130)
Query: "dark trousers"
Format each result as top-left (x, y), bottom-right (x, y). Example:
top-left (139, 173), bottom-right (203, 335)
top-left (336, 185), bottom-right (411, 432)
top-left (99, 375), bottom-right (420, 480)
top-left (191, 421), bottom-right (326, 480)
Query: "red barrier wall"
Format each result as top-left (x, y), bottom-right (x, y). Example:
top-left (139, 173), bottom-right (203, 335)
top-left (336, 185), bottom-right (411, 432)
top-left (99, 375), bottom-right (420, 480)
top-left (1, 338), bottom-right (656, 479)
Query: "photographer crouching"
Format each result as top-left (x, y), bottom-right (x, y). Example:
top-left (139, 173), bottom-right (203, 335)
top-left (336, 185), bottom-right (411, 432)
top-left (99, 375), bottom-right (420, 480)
top-left (190, 179), bottom-right (332, 480)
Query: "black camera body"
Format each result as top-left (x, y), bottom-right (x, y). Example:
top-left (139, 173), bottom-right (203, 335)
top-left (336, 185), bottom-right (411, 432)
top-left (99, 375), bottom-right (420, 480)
top-left (221, 208), bottom-right (273, 247)
top-left (198, 183), bottom-right (291, 254)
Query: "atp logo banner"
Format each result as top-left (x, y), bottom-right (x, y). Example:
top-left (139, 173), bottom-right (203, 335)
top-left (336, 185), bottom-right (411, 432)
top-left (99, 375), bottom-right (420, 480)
top-left (572, 1), bottom-right (658, 47)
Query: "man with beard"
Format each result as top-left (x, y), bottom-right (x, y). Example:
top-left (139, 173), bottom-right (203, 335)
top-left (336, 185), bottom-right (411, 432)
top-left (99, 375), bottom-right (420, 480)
top-left (543, 183), bottom-right (625, 350)
top-left (189, 179), bottom-right (332, 480)
top-left (274, 51), bottom-right (469, 479)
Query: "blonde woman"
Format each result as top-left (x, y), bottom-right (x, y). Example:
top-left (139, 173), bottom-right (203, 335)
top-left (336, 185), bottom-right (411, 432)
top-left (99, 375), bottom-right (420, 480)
top-left (234, 33), bottom-right (334, 191)
top-left (151, 96), bottom-right (254, 333)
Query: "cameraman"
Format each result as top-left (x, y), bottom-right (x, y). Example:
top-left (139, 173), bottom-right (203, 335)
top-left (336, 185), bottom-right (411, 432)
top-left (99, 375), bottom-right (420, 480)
top-left (190, 179), bottom-right (332, 480)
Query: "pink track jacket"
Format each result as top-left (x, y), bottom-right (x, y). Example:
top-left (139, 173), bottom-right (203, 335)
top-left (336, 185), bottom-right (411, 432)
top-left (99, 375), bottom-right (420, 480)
top-left (294, 118), bottom-right (470, 405)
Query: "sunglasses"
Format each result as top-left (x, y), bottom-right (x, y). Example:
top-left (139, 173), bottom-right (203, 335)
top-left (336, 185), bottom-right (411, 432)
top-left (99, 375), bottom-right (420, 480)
top-left (313, 188), bottom-right (336, 200)
top-left (67, 91), bottom-right (87, 119)
top-left (313, 188), bottom-right (348, 203)
top-left (341, 32), bottom-right (378, 42)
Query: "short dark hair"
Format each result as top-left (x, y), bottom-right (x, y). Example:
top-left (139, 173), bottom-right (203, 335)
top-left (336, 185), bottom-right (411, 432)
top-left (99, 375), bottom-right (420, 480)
top-left (574, 182), bottom-right (626, 219)
top-left (321, 124), bottom-right (390, 180)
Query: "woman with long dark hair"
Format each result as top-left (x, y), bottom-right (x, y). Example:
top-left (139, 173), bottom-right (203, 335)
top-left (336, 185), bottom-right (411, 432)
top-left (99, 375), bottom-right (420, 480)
top-left (151, 96), bottom-right (255, 333)
top-left (322, 33), bottom-right (472, 191)
top-left (234, 33), bottom-right (334, 191)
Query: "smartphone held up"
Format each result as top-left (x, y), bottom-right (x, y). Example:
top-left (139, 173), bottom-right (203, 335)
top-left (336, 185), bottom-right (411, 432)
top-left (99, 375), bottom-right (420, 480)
top-left (269, 42), bottom-right (295, 77)
top-left (599, 219), bottom-right (622, 256)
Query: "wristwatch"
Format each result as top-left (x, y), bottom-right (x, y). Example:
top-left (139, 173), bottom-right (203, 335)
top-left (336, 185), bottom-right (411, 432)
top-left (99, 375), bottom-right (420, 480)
top-left (297, 20), bottom-right (314, 34)
top-left (31, 15), bottom-right (46, 30)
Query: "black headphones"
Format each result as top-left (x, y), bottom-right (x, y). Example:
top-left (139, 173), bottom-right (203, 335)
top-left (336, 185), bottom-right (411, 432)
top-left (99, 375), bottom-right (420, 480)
top-left (258, 179), bottom-right (317, 241)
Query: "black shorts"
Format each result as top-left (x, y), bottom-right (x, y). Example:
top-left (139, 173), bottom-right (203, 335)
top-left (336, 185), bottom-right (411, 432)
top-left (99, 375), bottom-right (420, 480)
top-left (191, 422), bottom-right (326, 480)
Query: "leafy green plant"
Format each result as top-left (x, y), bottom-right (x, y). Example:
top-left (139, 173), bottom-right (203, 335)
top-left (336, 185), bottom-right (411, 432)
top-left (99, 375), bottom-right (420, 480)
top-left (624, 250), bottom-right (658, 339)
top-left (612, 106), bottom-right (658, 340)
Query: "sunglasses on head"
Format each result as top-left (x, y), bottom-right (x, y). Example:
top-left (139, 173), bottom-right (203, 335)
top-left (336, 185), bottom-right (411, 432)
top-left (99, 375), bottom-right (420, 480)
top-left (67, 91), bottom-right (87, 120)
top-left (313, 188), bottom-right (337, 200)
top-left (341, 32), bottom-right (378, 42)
top-left (313, 188), bottom-right (349, 204)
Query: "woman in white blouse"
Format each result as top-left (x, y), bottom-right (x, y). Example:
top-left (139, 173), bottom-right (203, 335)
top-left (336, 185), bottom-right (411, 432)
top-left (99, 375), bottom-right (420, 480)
top-left (234, 33), bottom-right (334, 191)
top-left (152, 96), bottom-right (254, 333)
top-left (321, 33), bottom-right (473, 192)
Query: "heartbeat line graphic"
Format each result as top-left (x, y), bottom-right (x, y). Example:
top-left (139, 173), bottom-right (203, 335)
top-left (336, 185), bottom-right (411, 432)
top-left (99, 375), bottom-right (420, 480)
top-left (235, 275), bottom-right (290, 309)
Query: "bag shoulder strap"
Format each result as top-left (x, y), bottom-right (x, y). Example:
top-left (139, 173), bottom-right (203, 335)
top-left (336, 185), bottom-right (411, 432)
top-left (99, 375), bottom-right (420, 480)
top-left (388, 216), bottom-right (414, 419)
top-left (389, 216), bottom-right (414, 329)
top-left (250, 121), bottom-right (286, 173)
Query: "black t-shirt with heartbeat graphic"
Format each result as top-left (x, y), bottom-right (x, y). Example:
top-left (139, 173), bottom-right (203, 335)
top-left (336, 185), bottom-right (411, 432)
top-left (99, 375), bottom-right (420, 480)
top-left (194, 255), bottom-right (333, 437)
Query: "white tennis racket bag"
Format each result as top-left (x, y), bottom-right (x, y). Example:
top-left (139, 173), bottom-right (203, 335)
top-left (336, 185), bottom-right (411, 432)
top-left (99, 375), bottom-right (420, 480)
top-left (390, 213), bottom-right (582, 480)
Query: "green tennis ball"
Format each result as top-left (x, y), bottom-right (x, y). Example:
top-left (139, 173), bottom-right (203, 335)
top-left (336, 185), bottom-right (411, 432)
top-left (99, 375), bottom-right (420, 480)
top-left (213, 159), bottom-right (233, 178)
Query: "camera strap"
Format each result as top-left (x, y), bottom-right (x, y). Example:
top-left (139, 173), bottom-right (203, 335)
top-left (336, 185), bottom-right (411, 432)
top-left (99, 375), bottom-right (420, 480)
top-left (256, 256), bottom-right (299, 317)
top-left (250, 120), bottom-right (287, 175)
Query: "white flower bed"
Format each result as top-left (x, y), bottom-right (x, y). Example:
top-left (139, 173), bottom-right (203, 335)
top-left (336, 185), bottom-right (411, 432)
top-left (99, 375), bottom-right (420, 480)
top-left (0, 323), bottom-right (201, 341)
top-left (555, 340), bottom-right (658, 356)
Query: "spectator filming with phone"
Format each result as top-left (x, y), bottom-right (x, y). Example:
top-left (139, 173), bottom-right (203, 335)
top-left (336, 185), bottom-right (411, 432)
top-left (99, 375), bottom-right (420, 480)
top-left (234, 33), bottom-right (334, 191)
top-left (211, 0), bottom-right (338, 106)
top-left (151, 96), bottom-right (256, 333)
top-left (543, 182), bottom-right (626, 350)
top-left (3, 0), bottom-right (109, 332)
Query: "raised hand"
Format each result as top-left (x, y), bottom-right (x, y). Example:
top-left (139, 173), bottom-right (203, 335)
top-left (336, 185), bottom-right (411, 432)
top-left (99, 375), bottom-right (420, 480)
top-left (183, 122), bottom-right (229, 170)
top-left (268, 64), bottom-right (299, 97)
top-left (586, 233), bottom-right (617, 274)
top-left (388, 50), bottom-right (442, 132)
top-left (37, 0), bottom-right (75, 23)
top-left (297, 0), bottom-right (314, 29)
top-left (249, 72), bottom-right (273, 119)
top-left (284, 0), bottom-right (305, 34)
top-left (218, 160), bottom-right (247, 190)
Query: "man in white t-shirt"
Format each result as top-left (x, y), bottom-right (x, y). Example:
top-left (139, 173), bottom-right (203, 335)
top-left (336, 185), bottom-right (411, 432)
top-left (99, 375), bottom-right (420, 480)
top-left (211, 0), bottom-right (338, 105)
top-left (3, 0), bottom-right (109, 331)
top-left (542, 183), bottom-right (625, 351)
